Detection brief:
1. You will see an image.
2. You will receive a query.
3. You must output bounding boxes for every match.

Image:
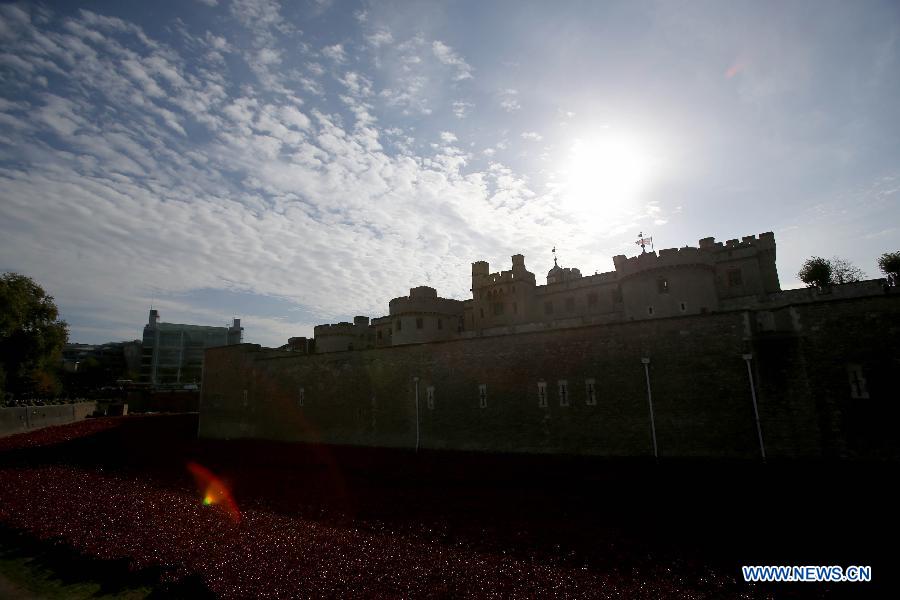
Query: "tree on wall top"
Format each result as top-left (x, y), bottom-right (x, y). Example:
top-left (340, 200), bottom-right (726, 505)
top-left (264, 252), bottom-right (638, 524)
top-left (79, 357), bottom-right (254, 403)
top-left (0, 272), bottom-right (69, 397)
top-left (829, 257), bottom-right (865, 284)
top-left (798, 256), bottom-right (865, 288)
top-left (878, 251), bottom-right (900, 285)
top-left (798, 257), bottom-right (832, 288)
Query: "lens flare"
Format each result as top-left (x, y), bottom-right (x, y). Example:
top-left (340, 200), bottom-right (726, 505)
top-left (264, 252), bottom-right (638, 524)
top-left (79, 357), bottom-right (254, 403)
top-left (187, 461), bottom-right (240, 523)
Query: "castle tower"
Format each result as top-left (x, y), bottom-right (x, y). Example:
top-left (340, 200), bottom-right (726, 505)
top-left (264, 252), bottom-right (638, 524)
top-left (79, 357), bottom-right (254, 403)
top-left (469, 255), bottom-right (537, 330)
top-left (614, 247), bottom-right (718, 320)
top-left (388, 286), bottom-right (464, 346)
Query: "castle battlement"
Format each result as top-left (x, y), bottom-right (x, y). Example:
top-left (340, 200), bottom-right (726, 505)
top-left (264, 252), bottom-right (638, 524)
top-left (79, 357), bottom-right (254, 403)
top-left (306, 232), bottom-right (782, 352)
top-left (472, 254), bottom-right (535, 290)
top-left (313, 317), bottom-right (370, 337)
top-left (699, 231), bottom-right (776, 252)
top-left (389, 287), bottom-right (464, 316)
top-left (614, 245), bottom-right (714, 279)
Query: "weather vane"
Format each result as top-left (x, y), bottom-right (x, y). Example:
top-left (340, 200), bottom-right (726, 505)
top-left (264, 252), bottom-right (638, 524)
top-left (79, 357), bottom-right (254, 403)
top-left (636, 232), bottom-right (653, 254)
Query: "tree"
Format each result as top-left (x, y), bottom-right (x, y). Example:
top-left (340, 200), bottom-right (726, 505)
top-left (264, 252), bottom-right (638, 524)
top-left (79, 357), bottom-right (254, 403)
top-left (0, 273), bottom-right (68, 397)
top-left (798, 256), bottom-right (865, 288)
top-left (798, 256), bottom-right (832, 288)
top-left (878, 251), bottom-right (900, 284)
top-left (829, 257), bottom-right (865, 284)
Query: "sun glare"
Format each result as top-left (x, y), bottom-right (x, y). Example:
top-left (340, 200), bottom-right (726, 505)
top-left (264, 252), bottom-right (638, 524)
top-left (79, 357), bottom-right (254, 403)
top-left (558, 133), bottom-right (657, 219)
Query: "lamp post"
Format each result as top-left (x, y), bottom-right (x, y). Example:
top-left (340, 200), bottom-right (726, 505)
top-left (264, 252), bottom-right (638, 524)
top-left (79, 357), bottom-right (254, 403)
top-left (743, 353), bottom-right (766, 461)
top-left (641, 358), bottom-right (658, 459)
top-left (413, 376), bottom-right (420, 452)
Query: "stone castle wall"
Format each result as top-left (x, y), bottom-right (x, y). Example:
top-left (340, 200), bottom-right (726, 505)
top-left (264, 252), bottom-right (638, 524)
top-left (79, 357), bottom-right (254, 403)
top-left (199, 290), bottom-right (900, 459)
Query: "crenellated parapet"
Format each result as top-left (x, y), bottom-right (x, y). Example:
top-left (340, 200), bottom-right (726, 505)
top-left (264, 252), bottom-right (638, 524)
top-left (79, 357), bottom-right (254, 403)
top-left (698, 232), bottom-right (780, 297)
top-left (314, 316), bottom-right (373, 353)
top-left (389, 286), bottom-right (465, 316)
top-left (699, 231), bottom-right (776, 252)
top-left (388, 287), bottom-right (465, 346)
top-left (469, 255), bottom-right (538, 329)
top-left (471, 255), bottom-right (536, 290)
top-left (296, 231), bottom-right (781, 350)
top-left (613, 246), bottom-right (715, 280)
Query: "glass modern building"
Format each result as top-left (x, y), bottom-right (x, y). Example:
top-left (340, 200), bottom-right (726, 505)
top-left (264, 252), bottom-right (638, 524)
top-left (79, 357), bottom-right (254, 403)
top-left (140, 310), bottom-right (243, 387)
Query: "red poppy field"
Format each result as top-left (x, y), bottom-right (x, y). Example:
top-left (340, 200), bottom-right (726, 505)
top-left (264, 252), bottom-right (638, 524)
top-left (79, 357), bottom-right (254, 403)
top-left (0, 415), bottom-right (891, 598)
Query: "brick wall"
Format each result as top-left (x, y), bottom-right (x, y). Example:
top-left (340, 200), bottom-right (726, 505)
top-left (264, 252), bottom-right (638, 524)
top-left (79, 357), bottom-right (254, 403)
top-left (0, 402), bottom-right (98, 437)
top-left (199, 292), bottom-right (900, 459)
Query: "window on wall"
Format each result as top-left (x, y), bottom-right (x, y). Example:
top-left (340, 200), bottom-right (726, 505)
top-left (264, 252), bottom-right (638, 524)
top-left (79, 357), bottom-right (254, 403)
top-left (658, 278), bottom-right (669, 293)
top-left (537, 381), bottom-right (547, 407)
top-left (544, 301), bottom-right (553, 315)
top-left (565, 297), bottom-right (575, 312)
top-left (585, 379), bottom-right (596, 406)
top-left (396, 319), bottom-right (402, 331)
top-left (480, 308), bottom-right (484, 319)
top-left (680, 302), bottom-right (687, 312)
top-left (728, 269), bottom-right (743, 287)
top-left (847, 364), bottom-right (869, 399)
top-left (493, 302), bottom-right (504, 315)
top-left (377, 330), bottom-right (383, 340)
top-left (298, 386), bottom-right (305, 407)
top-left (588, 293), bottom-right (598, 307)
top-left (416, 317), bottom-right (423, 329)
top-left (648, 306), bottom-right (654, 315)
top-left (478, 384), bottom-right (487, 408)
top-left (438, 318), bottom-right (443, 330)
top-left (558, 380), bottom-right (569, 406)
top-left (426, 386), bottom-right (435, 409)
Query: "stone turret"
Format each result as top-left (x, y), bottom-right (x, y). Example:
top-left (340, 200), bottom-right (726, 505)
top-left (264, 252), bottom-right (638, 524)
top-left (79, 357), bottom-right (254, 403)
top-left (614, 247), bottom-right (718, 320)
top-left (469, 254), bottom-right (537, 329)
top-left (389, 287), bottom-right (464, 346)
top-left (698, 232), bottom-right (780, 298)
top-left (314, 318), bottom-right (374, 353)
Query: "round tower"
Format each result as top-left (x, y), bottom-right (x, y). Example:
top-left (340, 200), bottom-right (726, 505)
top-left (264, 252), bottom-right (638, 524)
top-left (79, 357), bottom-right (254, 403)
top-left (615, 247), bottom-right (719, 319)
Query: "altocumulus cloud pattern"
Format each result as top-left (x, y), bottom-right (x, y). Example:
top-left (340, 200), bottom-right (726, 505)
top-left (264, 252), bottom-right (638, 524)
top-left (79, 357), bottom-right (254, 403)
top-left (1, 0), bottom-right (898, 346)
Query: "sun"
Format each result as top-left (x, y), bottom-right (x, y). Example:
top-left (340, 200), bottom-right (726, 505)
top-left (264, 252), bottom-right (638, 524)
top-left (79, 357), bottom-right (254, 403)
top-left (558, 133), bottom-right (656, 219)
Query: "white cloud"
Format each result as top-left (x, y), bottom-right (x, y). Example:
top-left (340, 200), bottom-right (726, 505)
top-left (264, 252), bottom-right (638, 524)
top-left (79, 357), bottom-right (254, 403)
top-left (338, 71), bottom-right (373, 97)
top-left (366, 29), bottom-right (393, 47)
top-left (499, 89), bottom-right (520, 112)
top-left (0, 3), bottom-right (650, 349)
top-left (230, 0), bottom-right (289, 38)
top-left (307, 61), bottom-right (325, 76)
top-left (521, 131), bottom-right (542, 141)
top-left (452, 100), bottom-right (473, 118)
top-left (279, 105), bottom-right (311, 130)
top-left (431, 40), bottom-right (473, 81)
top-left (322, 43), bottom-right (346, 63)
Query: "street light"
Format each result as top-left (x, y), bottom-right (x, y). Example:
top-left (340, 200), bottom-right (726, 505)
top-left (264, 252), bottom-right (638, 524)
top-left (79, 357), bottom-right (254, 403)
top-left (413, 376), bottom-right (420, 452)
top-left (641, 358), bottom-right (658, 459)
top-left (742, 353), bottom-right (766, 461)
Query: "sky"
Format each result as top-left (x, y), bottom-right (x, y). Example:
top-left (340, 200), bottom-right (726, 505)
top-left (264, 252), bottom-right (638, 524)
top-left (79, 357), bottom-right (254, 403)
top-left (1, 0), bottom-right (898, 348)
